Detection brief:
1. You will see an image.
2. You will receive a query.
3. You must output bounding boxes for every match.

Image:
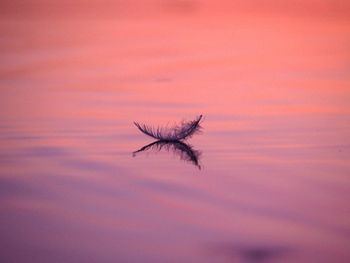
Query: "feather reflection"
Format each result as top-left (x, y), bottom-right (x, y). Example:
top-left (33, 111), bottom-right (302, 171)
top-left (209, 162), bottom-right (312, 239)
top-left (133, 140), bottom-right (201, 169)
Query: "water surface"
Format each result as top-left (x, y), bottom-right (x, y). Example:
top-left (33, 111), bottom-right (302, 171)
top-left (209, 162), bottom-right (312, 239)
top-left (1, 1), bottom-right (350, 262)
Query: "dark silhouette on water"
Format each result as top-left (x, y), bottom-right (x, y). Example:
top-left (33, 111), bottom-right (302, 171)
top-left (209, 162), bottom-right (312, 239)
top-left (133, 115), bottom-right (203, 168)
top-left (133, 140), bottom-right (202, 169)
top-left (134, 115), bottom-right (202, 141)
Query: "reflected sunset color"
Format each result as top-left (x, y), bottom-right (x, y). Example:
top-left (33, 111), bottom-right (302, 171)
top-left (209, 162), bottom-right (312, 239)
top-left (1, 1), bottom-right (350, 262)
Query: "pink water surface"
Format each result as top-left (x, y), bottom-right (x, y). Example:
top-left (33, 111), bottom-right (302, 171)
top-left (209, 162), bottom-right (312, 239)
top-left (1, 1), bottom-right (350, 262)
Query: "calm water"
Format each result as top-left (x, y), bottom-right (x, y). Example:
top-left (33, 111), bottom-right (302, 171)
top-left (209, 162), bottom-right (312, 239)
top-left (1, 1), bottom-right (350, 262)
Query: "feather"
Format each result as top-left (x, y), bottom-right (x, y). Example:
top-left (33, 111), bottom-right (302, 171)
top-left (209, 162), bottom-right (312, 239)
top-left (133, 140), bottom-right (201, 169)
top-left (134, 115), bottom-right (203, 141)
